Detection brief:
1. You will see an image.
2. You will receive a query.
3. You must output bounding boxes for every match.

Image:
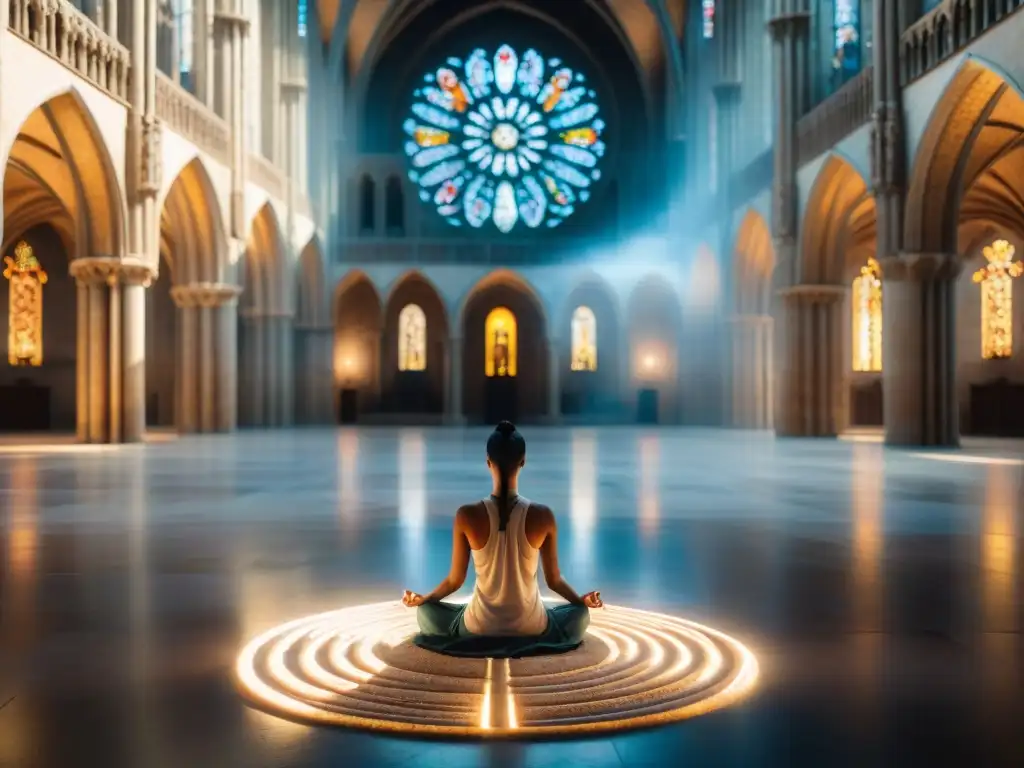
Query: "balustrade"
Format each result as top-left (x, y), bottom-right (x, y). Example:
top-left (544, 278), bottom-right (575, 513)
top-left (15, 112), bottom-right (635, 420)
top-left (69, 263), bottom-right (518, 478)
top-left (796, 67), bottom-right (874, 166)
top-left (155, 72), bottom-right (230, 164)
top-left (8, 0), bottom-right (131, 102)
top-left (900, 0), bottom-right (1024, 84)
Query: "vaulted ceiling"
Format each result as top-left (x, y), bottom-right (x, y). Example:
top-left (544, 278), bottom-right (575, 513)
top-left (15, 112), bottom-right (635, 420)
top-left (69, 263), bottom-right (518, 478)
top-left (315, 0), bottom-right (686, 83)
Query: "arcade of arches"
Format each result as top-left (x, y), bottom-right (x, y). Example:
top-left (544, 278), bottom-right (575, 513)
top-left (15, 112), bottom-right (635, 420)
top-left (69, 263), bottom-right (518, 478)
top-left (0, 91), bottom-right (327, 441)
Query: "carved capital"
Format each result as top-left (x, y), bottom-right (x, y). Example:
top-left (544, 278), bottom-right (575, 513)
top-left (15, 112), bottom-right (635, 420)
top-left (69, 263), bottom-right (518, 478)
top-left (70, 257), bottom-right (155, 287)
top-left (870, 105), bottom-right (903, 195)
top-left (884, 252), bottom-right (961, 282)
top-left (778, 283), bottom-right (846, 304)
top-left (767, 12), bottom-right (810, 40)
top-left (170, 282), bottom-right (243, 309)
top-left (139, 114), bottom-right (162, 196)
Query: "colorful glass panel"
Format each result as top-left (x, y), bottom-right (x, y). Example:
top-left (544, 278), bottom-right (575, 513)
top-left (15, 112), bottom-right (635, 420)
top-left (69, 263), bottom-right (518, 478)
top-left (3, 241), bottom-right (48, 367)
top-left (852, 257), bottom-right (882, 372)
top-left (404, 45), bottom-right (605, 232)
top-left (398, 304), bottom-right (427, 371)
top-left (570, 306), bottom-right (597, 372)
top-left (484, 307), bottom-right (517, 377)
top-left (973, 239), bottom-right (1022, 360)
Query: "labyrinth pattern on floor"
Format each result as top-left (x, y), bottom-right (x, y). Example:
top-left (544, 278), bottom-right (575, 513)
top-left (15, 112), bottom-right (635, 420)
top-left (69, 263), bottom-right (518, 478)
top-left (235, 601), bottom-right (759, 738)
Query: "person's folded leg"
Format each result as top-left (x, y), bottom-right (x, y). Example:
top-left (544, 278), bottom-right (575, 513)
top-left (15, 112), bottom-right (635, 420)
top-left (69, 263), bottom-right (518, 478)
top-left (416, 601), bottom-right (465, 637)
top-left (547, 603), bottom-right (590, 645)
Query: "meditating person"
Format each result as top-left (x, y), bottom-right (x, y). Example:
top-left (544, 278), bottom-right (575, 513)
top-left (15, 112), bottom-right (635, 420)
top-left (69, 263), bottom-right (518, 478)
top-left (402, 420), bottom-right (603, 657)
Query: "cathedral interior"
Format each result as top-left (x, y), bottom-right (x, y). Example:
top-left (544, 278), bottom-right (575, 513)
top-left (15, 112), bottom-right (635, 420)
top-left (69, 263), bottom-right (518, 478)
top-left (0, 0), bottom-right (1022, 765)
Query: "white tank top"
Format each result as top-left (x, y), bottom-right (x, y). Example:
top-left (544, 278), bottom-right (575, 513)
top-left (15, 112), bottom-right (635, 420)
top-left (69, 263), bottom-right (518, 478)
top-left (462, 496), bottom-right (549, 636)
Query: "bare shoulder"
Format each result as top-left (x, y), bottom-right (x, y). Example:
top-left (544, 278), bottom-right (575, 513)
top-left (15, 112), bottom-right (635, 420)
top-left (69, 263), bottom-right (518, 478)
top-left (454, 502), bottom-right (485, 526)
top-left (526, 502), bottom-right (556, 529)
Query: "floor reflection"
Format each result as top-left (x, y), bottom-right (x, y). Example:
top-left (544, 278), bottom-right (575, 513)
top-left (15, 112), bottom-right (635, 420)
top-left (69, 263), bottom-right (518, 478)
top-left (337, 429), bottom-right (360, 538)
top-left (0, 428), bottom-right (1020, 767)
top-left (569, 429), bottom-right (597, 587)
top-left (399, 430), bottom-right (427, 587)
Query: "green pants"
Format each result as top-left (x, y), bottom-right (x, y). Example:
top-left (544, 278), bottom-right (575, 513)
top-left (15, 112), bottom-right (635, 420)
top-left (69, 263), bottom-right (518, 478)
top-left (414, 601), bottom-right (591, 658)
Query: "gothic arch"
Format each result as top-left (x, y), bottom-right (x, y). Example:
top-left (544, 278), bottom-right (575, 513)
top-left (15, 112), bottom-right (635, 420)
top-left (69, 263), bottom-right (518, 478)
top-left (800, 154), bottom-right (877, 285)
top-left (296, 236), bottom-right (328, 328)
top-left (456, 268), bottom-right (548, 334)
top-left (460, 269), bottom-right (549, 421)
top-left (626, 274), bottom-right (683, 421)
top-left (334, 270), bottom-right (384, 410)
top-left (905, 56), bottom-right (1024, 253)
top-left (243, 203), bottom-right (289, 315)
top-left (560, 272), bottom-right (621, 411)
top-left (158, 157), bottom-right (228, 285)
top-left (1, 88), bottom-right (126, 260)
top-left (381, 270), bottom-right (449, 413)
top-left (733, 209), bottom-right (776, 316)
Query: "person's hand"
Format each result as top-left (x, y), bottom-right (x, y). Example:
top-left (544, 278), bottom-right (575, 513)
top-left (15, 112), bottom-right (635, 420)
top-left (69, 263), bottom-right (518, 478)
top-left (582, 591), bottom-right (603, 608)
top-left (402, 590), bottom-right (426, 607)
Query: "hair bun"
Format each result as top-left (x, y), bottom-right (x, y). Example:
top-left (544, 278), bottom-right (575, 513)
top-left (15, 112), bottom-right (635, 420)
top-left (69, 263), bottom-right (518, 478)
top-left (495, 420), bottom-right (517, 437)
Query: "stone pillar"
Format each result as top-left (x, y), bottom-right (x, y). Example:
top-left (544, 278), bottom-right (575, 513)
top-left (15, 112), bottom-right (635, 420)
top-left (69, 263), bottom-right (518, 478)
top-left (775, 285), bottom-right (845, 437)
top-left (547, 340), bottom-right (562, 423)
top-left (71, 259), bottom-right (154, 444)
top-left (171, 283), bottom-right (242, 433)
top-left (881, 254), bottom-right (959, 446)
top-left (728, 315), bottom-right (774, 429)
top-left (295, 326), bottom-right (334, 424)
top-left (239, 312), bottom-right (294, 427)
top-left (446, 336), bottom-right (464, 425)
top-left (870, 0), bottom-right (905, 267)
top-left (216, 295), bottom-right (239, 431)
top-left (214, 3), bottom-right (249, 238)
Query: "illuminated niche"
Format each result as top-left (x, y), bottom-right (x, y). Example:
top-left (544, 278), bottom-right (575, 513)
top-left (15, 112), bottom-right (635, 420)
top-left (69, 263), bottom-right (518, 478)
top-left (485, 306), bottom-right (517, 377)
top-left (3, 241), bottom-right (48, 367)
top-left (570, 305), bottom-right (597, 371)
top-left (852, 257), bottom-right (882, 372)
top-left (398, 303), bottom-right (427, 371)
top-left (973, 239), bottom-right (1022, 360)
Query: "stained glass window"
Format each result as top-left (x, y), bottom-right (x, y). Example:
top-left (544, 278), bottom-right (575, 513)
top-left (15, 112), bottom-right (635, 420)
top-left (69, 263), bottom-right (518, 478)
top-left (973, 239), bottom-right (1022, 360)
top-left (570, 306), bottom-right (597, 371)
top-left (3, 241), bottom-right (48, 367)
top-left (172, 0), bottom-right (193, 82)
top-left (404, 44), bottom-right (605, 232)
top-left (398, 304), bottom-right (427, 371)
top-left (852, 257), bottom-right (882, 372)
top-left (702, 0), bottom-right (716, 39)
top-left (833, 0), bottom-right (861, 86)
top-left (298, 0), bottom-right (308, 37)
top-left (485, 307), bottom-right (517, 377)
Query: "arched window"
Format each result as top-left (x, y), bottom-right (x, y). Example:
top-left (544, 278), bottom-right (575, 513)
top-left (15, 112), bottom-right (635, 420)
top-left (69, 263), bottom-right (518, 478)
top-left (359, 175), bottom-right (375, 234)
top-left (852, 256), bottom-right (882, 372)
top-left (172, 0), bottom-right (194, 91)
top-left (832, 0), bottom-right (862, 90)
top-left (398, 304), bottom-right (427, 371)
top-left (570, 305), bottom-right (597, 371)
top-left (385, 176), bottom-right (405, 235)
top-left (484, 307), bottom-right (517, 377)
top-left (973, 239), bottom-right (1023, 360)
top-left (4, 241), bottom-right (48, 367)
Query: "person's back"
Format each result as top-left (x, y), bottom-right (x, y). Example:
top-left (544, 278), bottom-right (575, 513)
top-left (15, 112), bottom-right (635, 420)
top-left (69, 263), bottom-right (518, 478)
top-left (463, 496), bottom-right (547, 636)
top-left (403, 421), bottom-right (603, 658)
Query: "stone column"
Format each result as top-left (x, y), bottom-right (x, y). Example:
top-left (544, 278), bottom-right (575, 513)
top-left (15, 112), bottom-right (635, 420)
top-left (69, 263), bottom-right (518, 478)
top-left (775, 284), bottom-right (845, 437)
top-left (295, 326), bottom-right (334, 424)
top-left (881, 254), bottom-right (959, 446)
top-left (171, 282), bottom-right (241, 433)
top-left (71, 259), bottom-right (154, 444)
top-left (547, 340), bottom-right (562, 423)
top-left (728, 314), bottom-right (774, 429)
top-left (446, 336), bottom-right (464, 425)
top-left (213, 3), bottom-right (249, 238)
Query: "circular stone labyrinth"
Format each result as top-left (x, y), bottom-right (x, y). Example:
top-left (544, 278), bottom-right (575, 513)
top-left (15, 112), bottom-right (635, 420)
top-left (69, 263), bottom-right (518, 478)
top-left (236, 601), bottom-right (758, 739)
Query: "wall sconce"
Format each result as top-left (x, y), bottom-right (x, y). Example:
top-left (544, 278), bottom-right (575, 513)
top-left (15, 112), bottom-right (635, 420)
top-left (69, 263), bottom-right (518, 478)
top-left (635, 344), bottom-right (666, 381)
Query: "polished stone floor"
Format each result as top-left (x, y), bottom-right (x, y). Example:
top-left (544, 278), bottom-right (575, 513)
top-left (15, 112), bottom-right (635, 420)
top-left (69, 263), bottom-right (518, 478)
top-left (0, 427), bottom-right (1021, 767)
